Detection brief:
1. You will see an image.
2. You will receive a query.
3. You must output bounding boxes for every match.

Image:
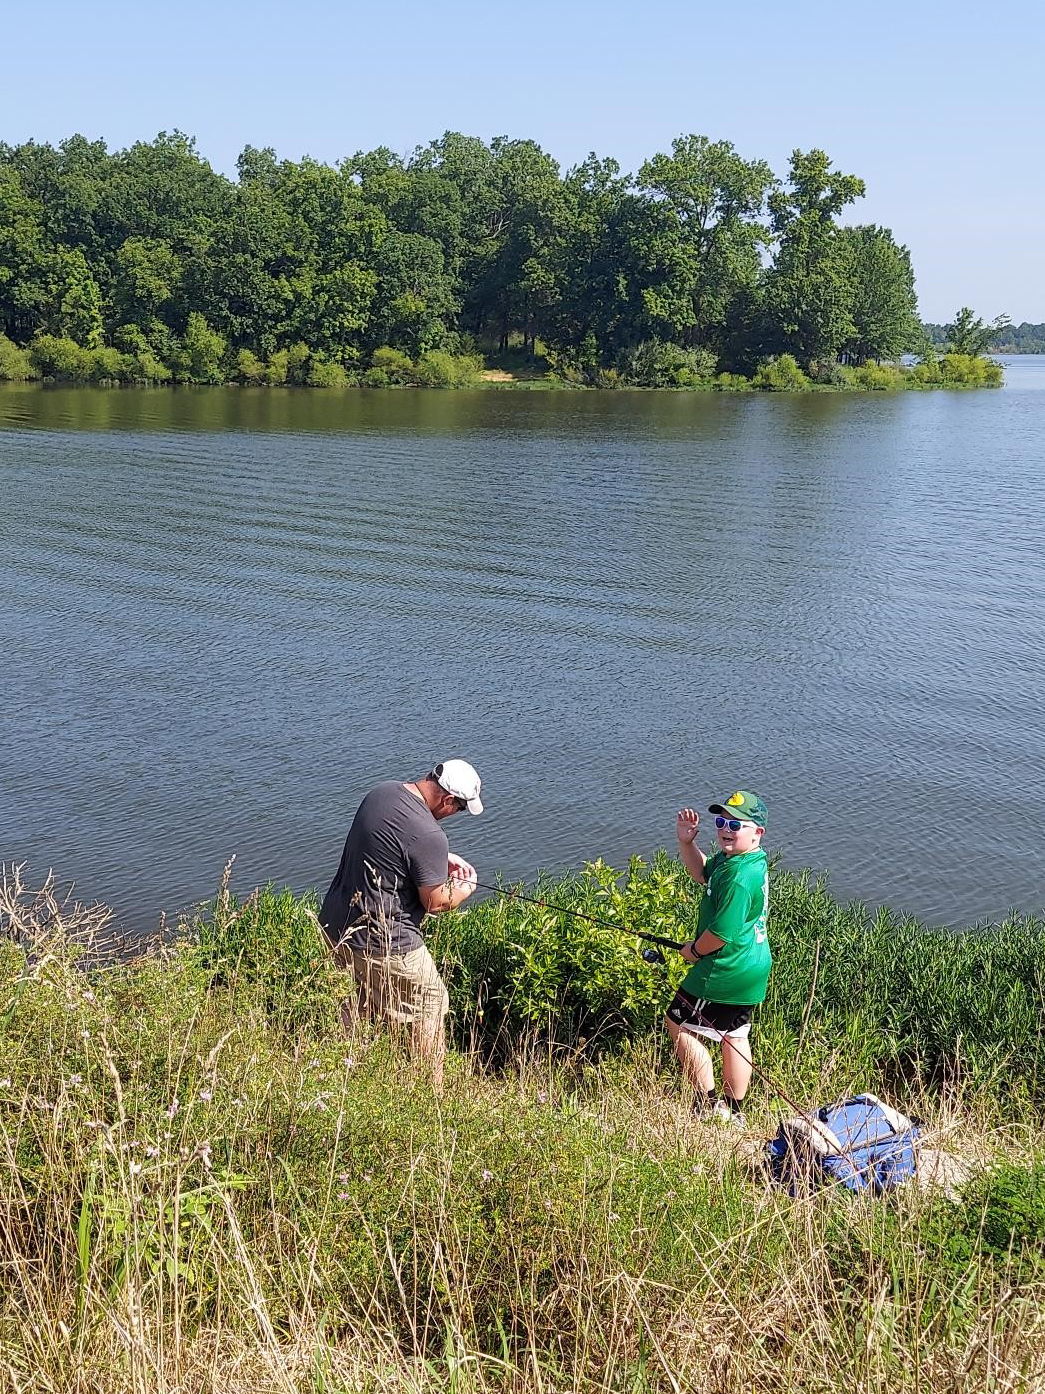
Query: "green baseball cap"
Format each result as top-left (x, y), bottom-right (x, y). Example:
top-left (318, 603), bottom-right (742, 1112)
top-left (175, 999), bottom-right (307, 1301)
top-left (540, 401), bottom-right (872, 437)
top-left (708, 789), bottom-right (768, 828)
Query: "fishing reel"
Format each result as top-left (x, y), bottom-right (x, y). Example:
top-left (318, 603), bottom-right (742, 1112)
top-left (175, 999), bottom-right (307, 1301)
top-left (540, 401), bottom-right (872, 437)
top-left (640, 946), bottom-right (667, 965)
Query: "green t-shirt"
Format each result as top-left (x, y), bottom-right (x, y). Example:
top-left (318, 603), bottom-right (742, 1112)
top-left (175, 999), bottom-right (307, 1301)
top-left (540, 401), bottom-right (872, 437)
top-left (682, 848), bottom-right (771, 1006)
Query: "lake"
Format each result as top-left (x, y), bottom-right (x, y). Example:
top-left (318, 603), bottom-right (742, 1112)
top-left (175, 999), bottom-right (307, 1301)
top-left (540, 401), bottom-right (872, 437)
top-left (3, 357), bottom-right (1044, 932)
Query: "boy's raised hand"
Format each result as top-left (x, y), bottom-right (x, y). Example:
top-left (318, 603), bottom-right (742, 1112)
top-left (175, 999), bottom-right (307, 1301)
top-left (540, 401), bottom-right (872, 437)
top-left (676, 808), bottom-right (700, 844)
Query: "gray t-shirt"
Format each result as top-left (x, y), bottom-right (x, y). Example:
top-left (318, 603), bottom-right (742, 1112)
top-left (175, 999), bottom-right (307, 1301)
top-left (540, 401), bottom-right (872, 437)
top-left (319, 781), bottom-right (449, 955)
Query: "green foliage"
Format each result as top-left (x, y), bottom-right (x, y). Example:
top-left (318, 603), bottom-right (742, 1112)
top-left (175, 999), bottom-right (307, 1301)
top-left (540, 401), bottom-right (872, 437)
top-left (619, 339), bottom-right (717, 387)
top-left (430, 858), bottom-right (1045, 1105)
top-left (712, 370), bottom-right (755, 391)
top-left (191, 882), bottom-right (339, 1035)
top-left (29, 332), bottom-right (91, 379)
top-left (177, 311), bottom-right (226, 383)
top-left (848, 362), bottom-right (905, 390)
top-left (0, 130), bottom-right (1003, 393)
top-left (945, 306), bottom-right (1011, 357)
top-left (752, 353), bottom-right (809, 390)
top-left (370, 345), bottom-right (415, 383)
top-left (413, 349), bottom-right (483, 387)
top-left (0, 333), bottom-right (34, 379)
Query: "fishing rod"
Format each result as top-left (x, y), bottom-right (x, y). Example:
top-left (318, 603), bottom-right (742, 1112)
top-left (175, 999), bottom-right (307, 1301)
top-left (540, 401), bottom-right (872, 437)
top-left (463, 878), bottom-right (685, 952)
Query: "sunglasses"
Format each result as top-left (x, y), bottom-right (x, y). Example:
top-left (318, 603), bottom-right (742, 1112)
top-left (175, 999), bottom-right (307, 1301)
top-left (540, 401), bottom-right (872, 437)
top-left (715, 816), bottom-right (750, 832)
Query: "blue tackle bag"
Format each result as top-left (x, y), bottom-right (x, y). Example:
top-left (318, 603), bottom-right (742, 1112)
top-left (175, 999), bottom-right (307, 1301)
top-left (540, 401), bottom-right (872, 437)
top-left (766, 1093), bottom-right (920, 1195)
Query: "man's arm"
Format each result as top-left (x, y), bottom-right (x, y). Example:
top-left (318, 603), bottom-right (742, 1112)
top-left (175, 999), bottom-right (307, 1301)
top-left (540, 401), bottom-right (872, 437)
top-left (418, 862), bottom-right (477, 915)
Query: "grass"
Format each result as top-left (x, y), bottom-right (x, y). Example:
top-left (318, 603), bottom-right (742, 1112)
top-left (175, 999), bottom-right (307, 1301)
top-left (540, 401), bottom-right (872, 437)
top-left (2, 859), bottom-right (1044, 1393)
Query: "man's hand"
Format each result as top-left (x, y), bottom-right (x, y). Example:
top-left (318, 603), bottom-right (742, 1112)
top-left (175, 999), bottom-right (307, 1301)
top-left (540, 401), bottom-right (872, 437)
top-left (447, 853), bottom-right (477, 888)
top-left (676, 808), bottom-right (700, 845)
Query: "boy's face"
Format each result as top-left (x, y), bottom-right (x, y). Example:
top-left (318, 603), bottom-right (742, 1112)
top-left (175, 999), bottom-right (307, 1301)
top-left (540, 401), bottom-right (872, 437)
top-left (715, 816), bottom-right (764, 855)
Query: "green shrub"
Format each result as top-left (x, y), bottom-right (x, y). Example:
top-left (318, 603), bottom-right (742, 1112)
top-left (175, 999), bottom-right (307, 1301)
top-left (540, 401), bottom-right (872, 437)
top-left (236, 348), bottom-right (267, 384)
top-left (620, 340), bottom-right (717, 388)
top-left (29, 334), bottom-right (91, 380)
top-left (191, 883), bottom-right (339, 1035)
top-left (265, 349), bottom-right (289, 385)
top-left (849, 362), bottom-right (904, 391)
top-left (362, 366), bottom-right (390, 387)
top-left (87, 346), bottom-right (134, 383)
top-left (133, 350), bottom-right (171, 383)
top-left (305, 357), bottom-right (349, 388)
top-left (370, 346), bottom-right (415, 383)
top-left (752, 354), bottom-right (810, 391)
top-left (712, 371), bottom-right (754, 391)
top-left (0, 335), bottom-right (35, 381)
top-left (176, 313), bottom-right (226, 384)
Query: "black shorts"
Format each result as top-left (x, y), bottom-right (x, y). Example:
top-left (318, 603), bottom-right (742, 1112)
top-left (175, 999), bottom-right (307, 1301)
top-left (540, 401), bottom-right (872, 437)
top-left (667, 989), bottom-right (755, 1040)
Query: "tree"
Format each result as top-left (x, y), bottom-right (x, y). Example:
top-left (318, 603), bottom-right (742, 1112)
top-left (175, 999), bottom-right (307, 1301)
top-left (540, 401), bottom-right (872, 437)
top-left (764, 149), bottom-right (865, 370)
top-left (838, 225), bottom-right (918, 364)
top-left (637, 135), bottom-right (774, 352)
top-left (946, 307), bottom-right (1012, 356)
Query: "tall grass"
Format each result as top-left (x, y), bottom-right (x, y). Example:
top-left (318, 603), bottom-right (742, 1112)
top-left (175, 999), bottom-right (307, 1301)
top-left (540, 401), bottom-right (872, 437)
top-left (2, 861), bottom-right (1044, 1393)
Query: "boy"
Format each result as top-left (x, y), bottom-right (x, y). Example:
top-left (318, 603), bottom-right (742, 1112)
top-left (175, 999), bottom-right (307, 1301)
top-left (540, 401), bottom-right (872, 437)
top-left (667, 789), bottom-right (770, 1128)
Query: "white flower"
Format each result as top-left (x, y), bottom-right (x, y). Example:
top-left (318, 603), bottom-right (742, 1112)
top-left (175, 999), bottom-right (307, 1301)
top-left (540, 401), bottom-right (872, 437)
top-left (129, 1162), bottom-right (142, 1176)
top-left (82, 990), bottom-right (96, 1004)
top-left (344, 1056), bottom-right (355, 1070)
top-left (199, 1089), bottom-right (213, 1102)
top-left (0, 1078), bottom-right (10, 1089)
top-left (481, 1169), bottom-right (493, 1183)
top-left (165, 1099), bottom-right (179, 1119)
top-left (68, 1074), bottom-right (83, 1087)
top-left (145, 1145), bottom-right (160, 1159)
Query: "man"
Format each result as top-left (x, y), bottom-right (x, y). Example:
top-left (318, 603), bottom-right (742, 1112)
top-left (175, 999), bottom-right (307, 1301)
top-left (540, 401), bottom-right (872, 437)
top-left (319, 759), bottom-right (483, 1090)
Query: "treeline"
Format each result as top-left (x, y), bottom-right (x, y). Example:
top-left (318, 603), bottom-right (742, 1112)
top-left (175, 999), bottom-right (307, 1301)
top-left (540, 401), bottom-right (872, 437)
top-left (0, 129), bottom-right (993, 388)
top-left (924, 319), bottom-right (1045, 354)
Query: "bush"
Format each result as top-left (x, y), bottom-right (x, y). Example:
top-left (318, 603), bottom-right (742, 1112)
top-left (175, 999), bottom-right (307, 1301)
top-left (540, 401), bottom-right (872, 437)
top-left (305, 357), bottom-right (349, 388)
top-left (29, 334), bottom-right (91, 380)
top-left (752, 354), bottom-right (810, 391)
top-left (176, 313), bottom-right (226, 384)
top-left (362, 366), bottom-right (390, 387)
top-left (370, 346), bottom-right (415, 383)
top-left (849, 362), bottom-right (904, 391)
top-left (0, 334), bottom-right (35, 381)
top-left (236, 348), bottom-right (267, 385)
top-left (87, 346), bottom-right (135, 383)
top-left (619, 340), bottom-right (717, 388)
top-left (712, 371), bottom-right (754, 392)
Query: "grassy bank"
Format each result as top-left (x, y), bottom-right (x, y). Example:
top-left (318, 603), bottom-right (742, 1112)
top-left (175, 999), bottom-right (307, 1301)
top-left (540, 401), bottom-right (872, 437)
top-left (2, 860), bottom-right (1044, 1393)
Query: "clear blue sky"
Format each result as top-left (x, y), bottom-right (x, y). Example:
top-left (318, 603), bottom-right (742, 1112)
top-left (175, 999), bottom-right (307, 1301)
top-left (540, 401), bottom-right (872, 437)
top-left (6, 0), bottom-right (1043, 322)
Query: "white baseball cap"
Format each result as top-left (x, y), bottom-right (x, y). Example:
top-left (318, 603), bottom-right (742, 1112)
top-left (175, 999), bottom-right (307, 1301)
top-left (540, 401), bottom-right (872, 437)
top-left (433, 759), bottom-right (484, 815)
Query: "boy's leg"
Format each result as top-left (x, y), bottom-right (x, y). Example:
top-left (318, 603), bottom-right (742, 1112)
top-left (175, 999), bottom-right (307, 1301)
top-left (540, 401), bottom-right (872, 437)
top-left (720, 1031), bottom-right (753, 1102)
top-left (666, 1015), bottom-right (715, 1093)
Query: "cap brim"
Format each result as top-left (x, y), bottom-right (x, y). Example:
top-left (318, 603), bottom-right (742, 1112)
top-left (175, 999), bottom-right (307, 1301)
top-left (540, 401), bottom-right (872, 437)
top-left (708, 803), bottom-right (763, 826)
top-left (466, 795), bottom-right (483, 815)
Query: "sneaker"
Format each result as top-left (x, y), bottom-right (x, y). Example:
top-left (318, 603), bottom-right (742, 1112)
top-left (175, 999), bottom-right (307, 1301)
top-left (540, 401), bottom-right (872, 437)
top-left (712, 1098), bottom-right (746, 1129)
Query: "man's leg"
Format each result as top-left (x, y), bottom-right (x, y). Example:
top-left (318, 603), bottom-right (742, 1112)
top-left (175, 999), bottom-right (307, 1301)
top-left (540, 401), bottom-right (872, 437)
top-left (387, 946), bottom-right (450, 1095)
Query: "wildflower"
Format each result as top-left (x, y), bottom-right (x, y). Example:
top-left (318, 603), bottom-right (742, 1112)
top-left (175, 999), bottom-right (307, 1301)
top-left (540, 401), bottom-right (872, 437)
top-left (145, 1145), bottom-right (160, 1159)
top-left (197, 1143), bottom-right (213, 1169)
top-left (165, 1099), bottom-right (179, 1119)
top-left (0, 1078), bottom-right (10, 1089)
top-left (68, 1074), bottom-right (83, 1087)
top-left (344, 1056), bottom-right (355, 1070)
top-left (481, 1169), bottom-right (494, 1183)
top-left (339, 1171), bottom-right (350, 1182)
top-left (537, 1090), bottom-right (548, 1104)
top-left (309, 1058), bottom-right (321, 1069)
top-left (129, 1162), bottom-right (142, 1176)
top-left (199, 1089), bottom-right (213, 1102)
top-left (82, 990), bottom-right (96, 1004)
top-left (337, 1190), bottom-right (350, 1201)
top-left (544, 1198), bottom-right (553, 1211)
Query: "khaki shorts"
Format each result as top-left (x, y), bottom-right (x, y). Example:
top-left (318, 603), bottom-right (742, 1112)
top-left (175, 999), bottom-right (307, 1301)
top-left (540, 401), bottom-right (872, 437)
top-left (331, 940), bottom-right (449, 1035)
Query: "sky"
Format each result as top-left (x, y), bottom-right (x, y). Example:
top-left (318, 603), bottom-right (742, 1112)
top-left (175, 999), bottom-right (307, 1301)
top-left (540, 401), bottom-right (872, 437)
top-left (5, 0), bottom-right (1044, 322)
